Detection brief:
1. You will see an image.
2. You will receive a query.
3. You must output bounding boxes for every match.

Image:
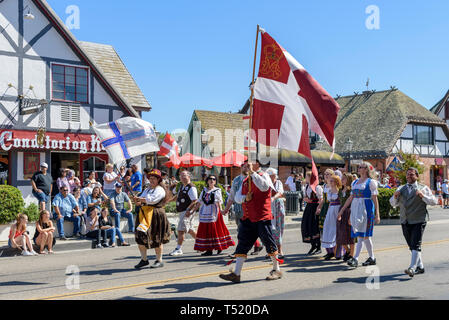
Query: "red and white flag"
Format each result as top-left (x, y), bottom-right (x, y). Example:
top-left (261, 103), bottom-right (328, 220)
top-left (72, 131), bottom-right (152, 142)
top-left (158, 133), bottom-right (180, 160)
top-left (252, 29), bottom-right (340, 190)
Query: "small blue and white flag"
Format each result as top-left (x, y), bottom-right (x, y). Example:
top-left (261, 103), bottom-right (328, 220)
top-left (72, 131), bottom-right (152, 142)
top-left (93, 117), bottom-right (159, 164)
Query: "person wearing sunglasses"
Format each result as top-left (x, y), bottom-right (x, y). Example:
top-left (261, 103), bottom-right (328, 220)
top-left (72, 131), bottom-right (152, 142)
top-left (53, 186), bottom-right (81, 240)
top-left (193, 175), bottom-right (234, 256)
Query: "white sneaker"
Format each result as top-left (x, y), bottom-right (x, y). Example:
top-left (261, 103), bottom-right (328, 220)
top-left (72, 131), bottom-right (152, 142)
top-left (169, 248), bottom-right (183, 256)
top-left (31, 251), bottom-right (39, 256)
top-left (22, 251), bottom-right (33, 256)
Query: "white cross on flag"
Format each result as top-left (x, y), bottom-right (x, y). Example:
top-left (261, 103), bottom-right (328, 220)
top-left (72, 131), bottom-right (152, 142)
top-left (252, 29), bottom-right (340, 190)
top-left (158, 133), bottom-right (180, 160)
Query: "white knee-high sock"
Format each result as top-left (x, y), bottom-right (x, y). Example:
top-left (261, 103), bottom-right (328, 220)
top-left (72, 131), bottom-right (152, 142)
top-left (364, 238), bottom-right (375, 259)
top-left (417, 252), bottom-right (424, 269)
top-left (234, 257), bottom-right (245, 276)
top-left (271, 256), bottom-right (281, 272)
top-left (354, 238), bottom-right (364, 260)
top-left (410, 250), bottom-right (420, 269)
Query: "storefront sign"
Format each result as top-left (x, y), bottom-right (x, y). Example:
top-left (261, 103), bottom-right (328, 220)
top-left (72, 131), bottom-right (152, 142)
top-left (0, 130), bottom-right (105, 154)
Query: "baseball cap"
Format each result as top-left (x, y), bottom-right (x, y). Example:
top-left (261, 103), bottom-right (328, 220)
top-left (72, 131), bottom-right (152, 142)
top-left (40, 162), bottom-right (48, 168)
top-left (83, 179), bottom-right (92, 187)
top-left (115, 182), bottom-right (122, 188)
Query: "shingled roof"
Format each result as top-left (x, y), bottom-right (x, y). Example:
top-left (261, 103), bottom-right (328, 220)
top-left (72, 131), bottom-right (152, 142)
top-left (79, 41), bottom-right (151, 112)
top-left (329, 89), bottom-right (448, 158)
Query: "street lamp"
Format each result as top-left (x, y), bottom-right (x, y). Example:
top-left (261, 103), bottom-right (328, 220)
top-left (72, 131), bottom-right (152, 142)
top-left (345, 138), bottom-right (353, 173)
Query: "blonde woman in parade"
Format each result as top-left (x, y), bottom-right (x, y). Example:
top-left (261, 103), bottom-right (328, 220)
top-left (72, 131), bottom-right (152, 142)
top-left (301, 171), bottom-right (323, 255)
top-left (133, 169), bottom-right (171, 269)
top-left (336, 173), bottom-right (355, 262)
top-left (266, 168), bottom-right (286, 259)
top-left (338, 162), bottom-right (380, 268)
top-left (317, 174), bottom-right (342, 260)
top-left (316, 169), bottom-right (334, 258)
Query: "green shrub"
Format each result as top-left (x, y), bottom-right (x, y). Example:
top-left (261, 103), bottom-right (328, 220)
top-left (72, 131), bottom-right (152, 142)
top-left (0, 185), bottom-right (25, 224)
top-left (23, 203), bottom-right (40, 222)
top-left (164, 201), bottom-right (177, 213)
top-left (378, 188), bottom-right (400, 219)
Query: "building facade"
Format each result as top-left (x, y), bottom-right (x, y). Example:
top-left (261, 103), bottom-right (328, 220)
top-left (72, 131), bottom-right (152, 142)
top-left (0, 0), bottom-right (150, 204)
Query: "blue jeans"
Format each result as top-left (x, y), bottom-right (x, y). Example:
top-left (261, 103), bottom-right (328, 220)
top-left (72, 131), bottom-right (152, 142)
top-left (33, 190), bottom-right (50, 205)
top-left (104, 227), bottom-right (125, 244)
top-left (110, 209), bottom-right (134, 232)
top-left (54, 214), bottom-right (81, 237)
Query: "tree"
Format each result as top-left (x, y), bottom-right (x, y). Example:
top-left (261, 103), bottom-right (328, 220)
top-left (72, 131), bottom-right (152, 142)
top-left (393, 152), bottom-right (425, 185)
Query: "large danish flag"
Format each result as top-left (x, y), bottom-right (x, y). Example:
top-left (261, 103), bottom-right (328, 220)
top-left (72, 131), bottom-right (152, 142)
top-left (252, 29), bottom-right (340, 189)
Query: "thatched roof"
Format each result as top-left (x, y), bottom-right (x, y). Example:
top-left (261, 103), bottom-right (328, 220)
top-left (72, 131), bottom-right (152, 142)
top-left (329, 89), bottom-right (448, 158)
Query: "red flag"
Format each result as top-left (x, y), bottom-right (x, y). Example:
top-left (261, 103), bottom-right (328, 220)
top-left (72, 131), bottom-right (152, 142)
top-left (252, 29), bottom-right (340, 190)
top-left (158, 133), bottom-right (180, 159)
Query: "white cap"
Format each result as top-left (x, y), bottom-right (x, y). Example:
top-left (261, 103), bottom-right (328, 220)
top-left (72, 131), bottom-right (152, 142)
top-left (40, 162), bottom-right (48, 168)
top-left (265, 168), bottom-right (278, 176)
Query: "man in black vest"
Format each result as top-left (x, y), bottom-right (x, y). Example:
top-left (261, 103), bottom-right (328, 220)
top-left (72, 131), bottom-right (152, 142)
top-left (169, 170), bottom-right (198, 256)
top-left (390, 167), bottom-right (437, 278)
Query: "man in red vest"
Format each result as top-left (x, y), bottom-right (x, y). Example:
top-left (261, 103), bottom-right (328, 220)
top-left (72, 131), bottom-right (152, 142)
top-left (219, 160), bottom-right (283, 283)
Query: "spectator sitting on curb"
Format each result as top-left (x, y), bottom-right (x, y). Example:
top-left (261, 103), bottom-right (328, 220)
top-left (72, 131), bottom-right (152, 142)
top-left (85, 208), bottom-right (104, 249)
top-left (33, 210), bottom-right (55, 254)
top-left (98, 208), bottom-right (130, 247)
top-left (110, 183), bottom-right (134, 233)
top-left (53, 186), bottom-right (81, 240)
top-left (8, 214), bottom-right (38, 256)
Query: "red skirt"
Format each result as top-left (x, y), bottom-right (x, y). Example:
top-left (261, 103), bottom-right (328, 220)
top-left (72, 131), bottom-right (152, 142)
top-left (194, 212), bottom-right (235, 251)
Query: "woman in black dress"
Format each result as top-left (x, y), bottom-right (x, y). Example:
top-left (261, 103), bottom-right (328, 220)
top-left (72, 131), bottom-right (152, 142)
top-left (301, 172), bottom-right (324, 255)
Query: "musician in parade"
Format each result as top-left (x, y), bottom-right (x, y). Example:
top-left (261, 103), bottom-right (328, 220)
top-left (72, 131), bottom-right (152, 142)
top-left (219, 159), bottom-right (283, 283)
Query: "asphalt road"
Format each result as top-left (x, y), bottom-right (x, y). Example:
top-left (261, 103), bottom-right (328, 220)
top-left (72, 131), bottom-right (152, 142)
top-left (1, 208), bottom-right (449, 301)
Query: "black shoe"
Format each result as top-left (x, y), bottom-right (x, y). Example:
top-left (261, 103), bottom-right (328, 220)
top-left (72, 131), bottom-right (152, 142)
top-left (415, 267), bottom-right (425, 275)
top-left (347, 258), bottom-right (358, 268)
top-left (59, 236), bottom-right (67, 241)
top-left (324, 253), bottom-right (335, 261)
top-left (101, 242), bottom-right (110, 248)
top-left (251, 246), bottom-right (264, 255)
top-left (312, 248), bottom-right (322, 255)
top-left (343, 254), bottom-right (352, 262)
top-left (150, 260), bottom-right (164, 268)
top-left (335, 256), bottom-right (342, 261)
top-left (362, 257), bottom-right (376, 266)
top-left (278, 255), bottom-right (285, 260)
top-left (217, 250), bottom-right (222, 255)
top-left (405, 267), bottom-right (415, 278)
top-left (134, 259), bottom-right (149, 269)
top-left (201, 251), bottom-right (213, 256)
top-left (307, 246), bottom-right (316, 255)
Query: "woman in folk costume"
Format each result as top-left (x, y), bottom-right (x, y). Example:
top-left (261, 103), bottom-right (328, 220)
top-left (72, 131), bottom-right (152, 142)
top-left (193, 175), bottom-right (235, 256)
top-left (338, 162), bottom-right (380, 268)
top-left (301, 171), bottom-right (323, 255)
top-left (336, 173), bottom-right (355, 262)
top-left (266, 168), bottom-right (286, 259)
top-left (316, 169), bottom-right (335, 257)
top-left (317, 174), bottom-right (342, 260)
top-left (133, 169), bottom-right (171, 269)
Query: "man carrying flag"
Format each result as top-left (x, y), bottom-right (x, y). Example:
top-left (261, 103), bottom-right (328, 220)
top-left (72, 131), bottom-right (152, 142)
top-left (219, 26), bottom-right (340, 283)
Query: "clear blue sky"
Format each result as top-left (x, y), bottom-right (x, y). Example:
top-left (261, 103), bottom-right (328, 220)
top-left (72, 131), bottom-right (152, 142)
top-left (47, 0), bottom-right (449, 134)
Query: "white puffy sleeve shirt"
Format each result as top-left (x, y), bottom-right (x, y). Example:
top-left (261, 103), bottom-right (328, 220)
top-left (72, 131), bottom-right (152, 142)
top-left (141, 186), bottom-right (166, 205)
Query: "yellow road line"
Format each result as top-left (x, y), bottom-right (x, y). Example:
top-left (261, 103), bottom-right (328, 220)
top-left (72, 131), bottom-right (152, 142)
top-left (31, 239), bottom-right (449, 300)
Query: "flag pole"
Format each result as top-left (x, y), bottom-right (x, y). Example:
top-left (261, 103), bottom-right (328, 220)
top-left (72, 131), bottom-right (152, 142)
top-left (248, 24), bottom-right (260, 165)
top-left (248, 24), bottom-right (260, 197)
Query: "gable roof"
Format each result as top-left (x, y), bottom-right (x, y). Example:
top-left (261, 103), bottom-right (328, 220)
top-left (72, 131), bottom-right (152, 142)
top-left (329, 89), bottom-right (447, 158)
top-left (79, 41), bottom-right (151, 112)
top-left (430, 89), bottom-right (449, 116)
top-left (33, 0), bottom-right (142, 118)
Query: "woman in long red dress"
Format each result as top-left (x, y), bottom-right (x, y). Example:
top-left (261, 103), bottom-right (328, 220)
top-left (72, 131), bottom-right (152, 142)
top-left (194, 175), bottom-right (235, 256)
